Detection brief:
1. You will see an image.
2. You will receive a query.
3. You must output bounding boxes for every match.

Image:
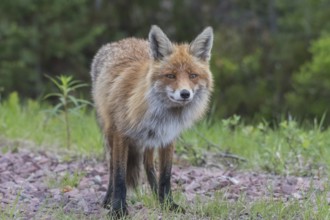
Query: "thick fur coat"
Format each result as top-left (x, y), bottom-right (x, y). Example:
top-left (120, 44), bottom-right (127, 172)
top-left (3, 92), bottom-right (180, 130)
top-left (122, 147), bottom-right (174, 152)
top-left (90, 25), bottom-right (214, 216)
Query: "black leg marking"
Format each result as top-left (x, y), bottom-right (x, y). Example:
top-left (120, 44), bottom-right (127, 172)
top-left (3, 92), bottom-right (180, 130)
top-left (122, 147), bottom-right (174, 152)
top-left (158, 144), bottom-right (185, 213)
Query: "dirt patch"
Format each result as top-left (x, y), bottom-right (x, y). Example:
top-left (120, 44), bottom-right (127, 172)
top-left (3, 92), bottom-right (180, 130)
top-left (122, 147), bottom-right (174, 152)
top-left (0, 139), bottom-right (327, 219)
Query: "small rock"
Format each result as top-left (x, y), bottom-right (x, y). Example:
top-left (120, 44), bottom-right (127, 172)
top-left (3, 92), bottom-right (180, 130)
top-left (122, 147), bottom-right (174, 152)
top-left (281, 182), bottom-right (296, 195)
top-left (78, 198), bottom-right (89, 213)
top-left (93, 175), bottom-right (102, 184)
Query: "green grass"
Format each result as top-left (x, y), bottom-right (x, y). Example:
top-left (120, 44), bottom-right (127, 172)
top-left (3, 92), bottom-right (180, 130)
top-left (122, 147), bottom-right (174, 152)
top-left (0, 191), bottom-right (23, 220)
top-left (180, 116), bottom-right (330, 176)
top-left (0, 92), bottom-right (102, 156)
top-left (127, 186), bottom-right (330, 220)
top-left (2, 187), bottom-right (330, 220)
top-left (46, 171), bottom-right (85, 190)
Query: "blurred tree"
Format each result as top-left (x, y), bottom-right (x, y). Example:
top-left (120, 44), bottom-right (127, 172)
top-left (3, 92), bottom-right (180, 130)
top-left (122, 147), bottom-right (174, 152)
top-left (1, 0), bottom-right (330, 122)
top-left (0, 0), bottom-right (105, 98)
top-left (286, 34), bottom-right (330, 119)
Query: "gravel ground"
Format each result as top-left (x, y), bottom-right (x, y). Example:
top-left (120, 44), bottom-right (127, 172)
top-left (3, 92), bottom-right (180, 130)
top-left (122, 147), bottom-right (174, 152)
top-left (0, 138), bottom-right (327, 219)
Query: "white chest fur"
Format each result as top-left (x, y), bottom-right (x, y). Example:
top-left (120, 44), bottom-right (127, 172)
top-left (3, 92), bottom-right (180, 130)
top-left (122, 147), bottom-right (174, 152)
top-left (126, 106), bottom-right (193, 148)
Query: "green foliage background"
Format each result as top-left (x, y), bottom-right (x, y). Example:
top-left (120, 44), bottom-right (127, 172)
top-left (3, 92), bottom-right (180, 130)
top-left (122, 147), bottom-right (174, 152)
top-left (1, 0), bottom-right (330, 123)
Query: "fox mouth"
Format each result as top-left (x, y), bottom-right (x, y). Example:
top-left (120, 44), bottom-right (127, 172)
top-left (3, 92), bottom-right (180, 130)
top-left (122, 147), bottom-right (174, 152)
top-left (168, 95), bottom-right (191, 105)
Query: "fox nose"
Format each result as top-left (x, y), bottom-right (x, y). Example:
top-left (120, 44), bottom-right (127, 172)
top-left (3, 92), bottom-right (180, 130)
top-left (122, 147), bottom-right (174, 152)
top-left (180, 89), bottom-right (191, 99)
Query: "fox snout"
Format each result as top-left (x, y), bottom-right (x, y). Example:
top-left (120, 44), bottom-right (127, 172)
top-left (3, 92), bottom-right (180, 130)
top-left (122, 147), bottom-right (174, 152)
top-left (167, 87), bottom-right (194, 104)
top-left (180, 89), bottom-right (191, 99)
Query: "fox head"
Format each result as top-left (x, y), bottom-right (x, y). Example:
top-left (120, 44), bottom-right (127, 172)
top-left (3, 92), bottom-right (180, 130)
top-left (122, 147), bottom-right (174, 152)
top-left (148, 25), bottom-right (213, 108)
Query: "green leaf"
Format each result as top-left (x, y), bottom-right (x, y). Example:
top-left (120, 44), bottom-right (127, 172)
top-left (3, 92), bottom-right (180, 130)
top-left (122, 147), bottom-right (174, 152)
top-left (68, 95), bottom-right (79, 107)
top-left (44, 93), bottom-right (62, 99)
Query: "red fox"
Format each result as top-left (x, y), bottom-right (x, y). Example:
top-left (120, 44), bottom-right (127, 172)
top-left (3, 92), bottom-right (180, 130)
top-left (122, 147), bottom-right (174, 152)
top-left (91, 25), bottom-right (213, 217)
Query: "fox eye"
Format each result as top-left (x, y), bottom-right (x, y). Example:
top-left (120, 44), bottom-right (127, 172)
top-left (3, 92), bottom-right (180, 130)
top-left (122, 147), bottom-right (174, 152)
top-left (165, 74), bottom-right (176, 79)
top-left (189, 73), bottom-right (198, 79)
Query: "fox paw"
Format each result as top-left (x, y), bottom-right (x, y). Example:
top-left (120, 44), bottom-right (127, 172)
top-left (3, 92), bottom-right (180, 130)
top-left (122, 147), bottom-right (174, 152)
top-left (162, 202), bottom-right (185, 213)
top-left (108, 207), bottom-right (129, 219)
top-left (102, 197), bottom-right (111, 209)
top-left (169, 203), bottom-right (185, 213)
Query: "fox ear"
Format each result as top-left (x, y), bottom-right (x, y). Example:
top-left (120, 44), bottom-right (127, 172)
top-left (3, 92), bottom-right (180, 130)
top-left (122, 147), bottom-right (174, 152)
top-left (149, 25), bottom-right (173, 60)
top-left (189, 27), bottom-right (214, 61)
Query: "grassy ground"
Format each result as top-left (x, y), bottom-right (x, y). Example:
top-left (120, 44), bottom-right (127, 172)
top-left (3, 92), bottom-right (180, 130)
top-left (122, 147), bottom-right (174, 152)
top-left (0, 92), bottom-right (103, 156)
top-left (180, 116), bottom-right (330, 176)
top-left (1, 92), bottom-right (330, 219)
top-left (2, 187), bottom-right (330, 220)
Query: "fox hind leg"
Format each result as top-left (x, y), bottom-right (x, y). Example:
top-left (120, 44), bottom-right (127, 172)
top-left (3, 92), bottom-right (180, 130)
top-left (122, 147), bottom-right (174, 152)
top-left (102, 135), bottom-right (113, 209)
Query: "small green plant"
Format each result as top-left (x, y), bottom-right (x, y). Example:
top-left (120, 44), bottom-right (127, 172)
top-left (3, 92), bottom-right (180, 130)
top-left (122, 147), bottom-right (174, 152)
top-left (0, 190), bottom-right (22, 219)
top-left (47, 171), bottom-right (84, 190)
top-left (222, 114), bottom-right (241, 130)
top-left (45, 75), bottom-right (90, 149)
